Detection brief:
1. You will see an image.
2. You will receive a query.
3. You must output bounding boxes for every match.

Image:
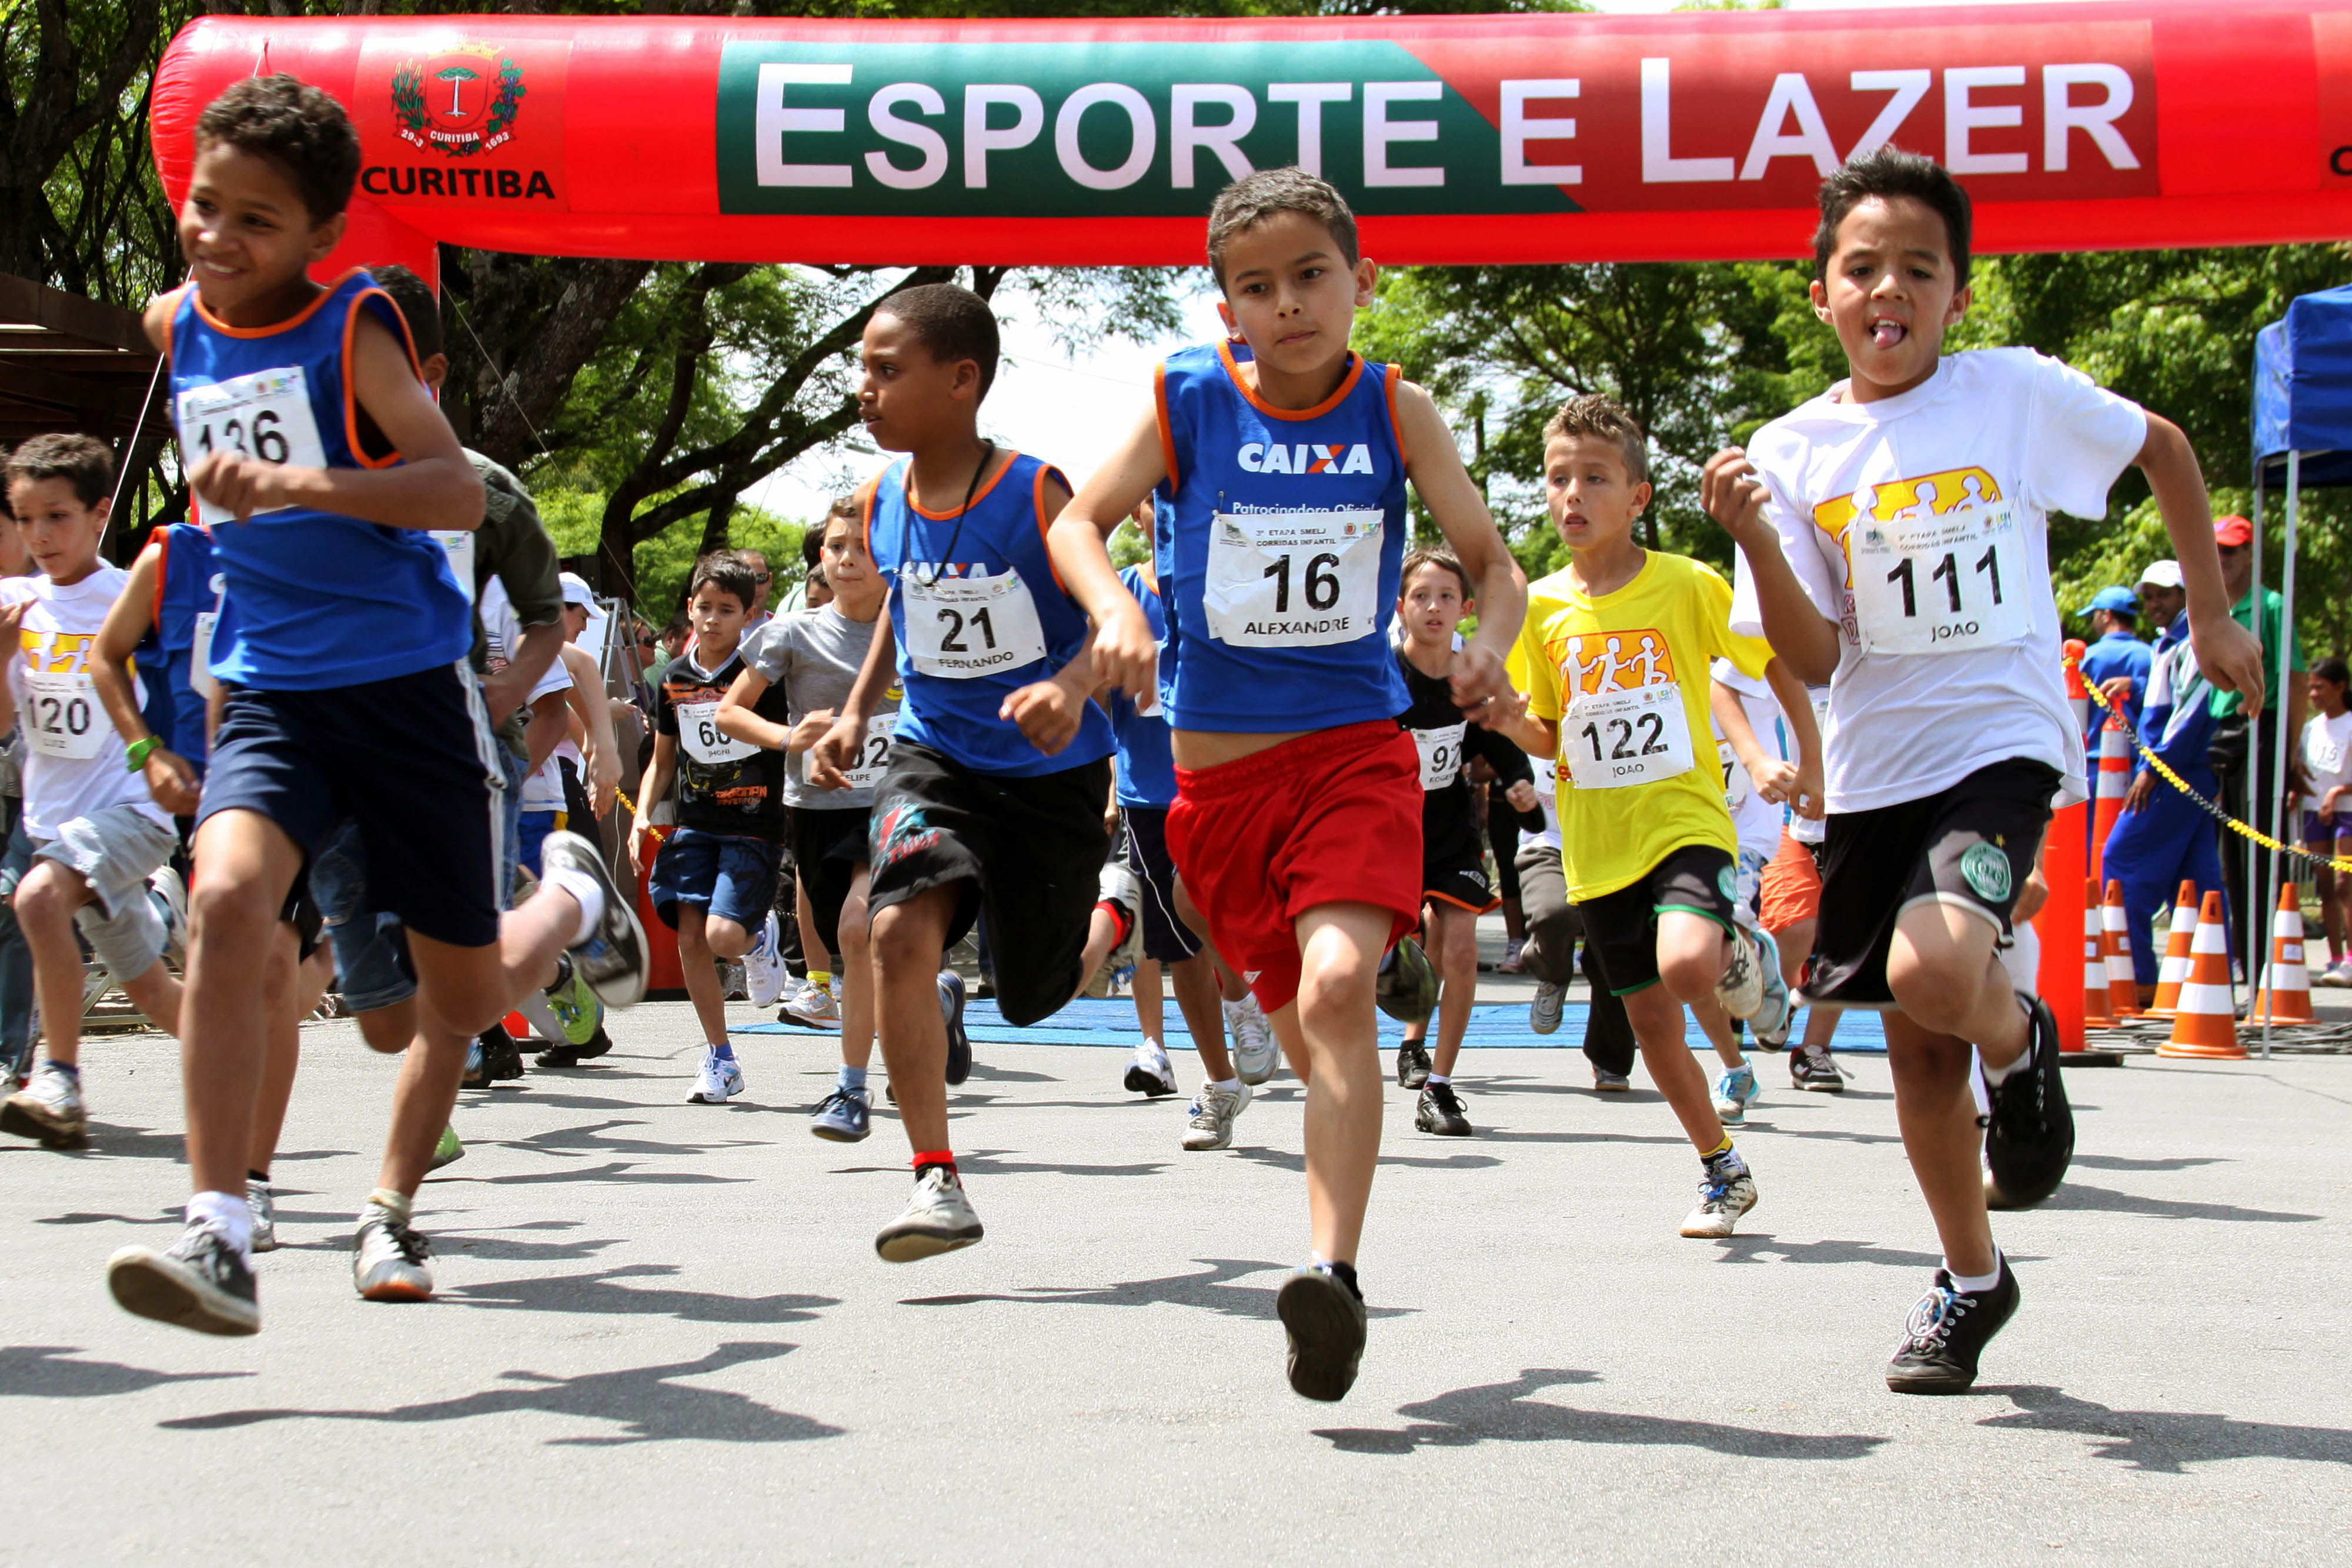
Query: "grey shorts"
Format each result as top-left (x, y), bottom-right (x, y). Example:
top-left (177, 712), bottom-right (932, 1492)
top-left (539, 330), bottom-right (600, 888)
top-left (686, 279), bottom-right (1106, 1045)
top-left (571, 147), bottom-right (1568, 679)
top-left (32, 804), bottom-right (176, 978)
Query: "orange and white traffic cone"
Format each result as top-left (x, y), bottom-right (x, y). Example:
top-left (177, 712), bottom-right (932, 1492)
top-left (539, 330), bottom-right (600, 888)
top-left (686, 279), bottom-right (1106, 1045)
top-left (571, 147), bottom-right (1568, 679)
top-left (2248, 880), bottom-right (2314, 1025)
top-left (2147, 880), bottom-right (2199, 1018)
top-left (2082, 878), bottom-right (2117, 1027)
top-left (2089, 717), bottom-right (2131, 889)
top-left (2101, 879), bottom-right (2141, 1018)
top-left (2158, 891), bottom-right (2245, 1059)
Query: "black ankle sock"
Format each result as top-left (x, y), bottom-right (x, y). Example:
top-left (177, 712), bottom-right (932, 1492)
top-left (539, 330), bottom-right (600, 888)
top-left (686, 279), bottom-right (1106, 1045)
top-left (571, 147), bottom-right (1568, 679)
top-left (247, 1169), bottom-right (269, 1185)
top-left (1323, 1259), bottom-right (1362, 1301)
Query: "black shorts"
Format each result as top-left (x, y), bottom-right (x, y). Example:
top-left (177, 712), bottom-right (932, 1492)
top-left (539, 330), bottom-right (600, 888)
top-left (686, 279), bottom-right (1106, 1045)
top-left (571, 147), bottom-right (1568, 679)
top-left (791, 804), bottom-right (869, 957)
top-left (198, 663), bottom-right (501, 948)
top-left (866, 740), bottom-right (1112, 1027)
top-left (1572, 842), bottom-right (1739, 996)
top-left (1808, 757), bottom-right (2059, 1008)
top-left (1424, 849), bottom-right (1499, 914)
top-left (1121, 805), bottom-right (1202, 964)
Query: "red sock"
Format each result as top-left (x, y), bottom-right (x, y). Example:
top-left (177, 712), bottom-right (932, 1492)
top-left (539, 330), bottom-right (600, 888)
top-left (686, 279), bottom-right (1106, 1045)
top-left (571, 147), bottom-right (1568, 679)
top-left (913, 1149), bottom-right (956, 1174)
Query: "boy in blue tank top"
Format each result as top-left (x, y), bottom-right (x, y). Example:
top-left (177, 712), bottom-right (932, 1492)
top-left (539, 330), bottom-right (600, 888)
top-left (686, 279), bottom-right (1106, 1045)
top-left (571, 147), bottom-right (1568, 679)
top-left (1049, 169), bottom-right (1526, 1402)
top-left (102, 76), bottom-right (645, 1339)
top-left (808, 284), bottom-right (1113, 1265)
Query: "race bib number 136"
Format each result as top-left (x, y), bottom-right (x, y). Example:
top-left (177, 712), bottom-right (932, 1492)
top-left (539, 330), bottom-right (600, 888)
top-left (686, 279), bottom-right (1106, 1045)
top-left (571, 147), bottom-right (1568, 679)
top-left (174, 365), bottom-right (328, 529)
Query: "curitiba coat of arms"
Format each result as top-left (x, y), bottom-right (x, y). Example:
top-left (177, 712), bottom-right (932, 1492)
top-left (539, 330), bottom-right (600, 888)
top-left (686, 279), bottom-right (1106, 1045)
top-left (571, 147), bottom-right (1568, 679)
top-left (392, 42), bottom-right (527, 158)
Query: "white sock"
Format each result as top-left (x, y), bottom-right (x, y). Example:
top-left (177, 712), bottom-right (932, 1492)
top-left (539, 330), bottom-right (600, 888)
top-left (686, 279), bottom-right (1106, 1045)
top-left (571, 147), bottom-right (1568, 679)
top-left (540, 866), bottom-right (604, 947)
top-left (1426, 1072), bottom-right (1451, 1086)
top-left (1138, 1035), bottom-right (1165, 1055)
top-left (1209, 1076), bottom-right (1241, 1092)
top-left (365, 1186), bottom-right (413, 1226)
top-left (1980, 1044), bottom-right (2030, 1085)
top-left (186, 1189), bottom-right (252, 1256)
top-left (1945, 1251), bottom-right (2003, 1295)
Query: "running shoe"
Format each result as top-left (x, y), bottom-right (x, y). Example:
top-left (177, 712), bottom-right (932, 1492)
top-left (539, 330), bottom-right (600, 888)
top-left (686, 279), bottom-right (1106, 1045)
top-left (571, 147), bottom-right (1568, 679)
top-left (1125, 1038), bottom-right (1178, 1098)
top-left (462, 1039), bottom-right (487, 1089)
top-left (1713, 925), bottom-right (1776, 1021)
top-left (743, 912), bottom-right (788, 1009)
top-left (1752, 995), bottom-right (1795, 1051)
top-left (874, 1165), bottom-right (984, 1261)
top-left (1375, 936), bottom-right (1439, 1024)
top-left (1791, 1045), bottom-right (1845, 1092)
top-left (810, 1084), bottom-right (871, 1142)
top-left (2317, 958), bottom-right (2352, 988)
top-left (1747, 928), bottom-right (1791, 1038)
top-left (1, 1062), bottom-right (86, 1149)
top-left (429, 1125), bottom-right (466, 1170)
top-left (687, 1047), bottom-right (744, 1105)
top-left (1225, 995), bottom-right (1278, 1085)
top-left (1181, 1080), bottom-right (1251, 1151)
top-left (1277, 1266), bottom-right (1367, 1402)
top-left (1982, 997), bottom-right (2074, 1211)
top-left (938, 970), bottom-right (973, 1086)
top-left (149, 865), bottom-right (189, 970)
top-left (1395, 1041), bottom-right (1432, 1089)
top-left (476, 1024), bottom-right (526, 1084)
top-left (783, 977), bottom-right (842, 1031)
top-left (246, 1178), bottom-right (278, 1254)
top-left (108, 1222), bottom-right (258, 1336)
top-left (352, 1208), bottom-right (433, 1302)
top-left (1084, 864), bottom-right (1144, 999)
top-left (1495, 938), bottom-right (1525, 975)
top-left (542, 953), bottom-right (605, 1047)
top-left (1529, 979), bottom-right (1566, 1036)
top-left (1592, 1065), bottom-right (1631, 1093)
top-left (542, 831), bottom-right (649, 1008)
top-left (1886, 1261), bottom-right (2020, 1395)
top-left (1679, 1166), bottom-right (1759, 1238)
top-left (1414, 1081), bottom-right (1472, 1136)
top-left (1711, 1059), bottom-right (1759, 1125)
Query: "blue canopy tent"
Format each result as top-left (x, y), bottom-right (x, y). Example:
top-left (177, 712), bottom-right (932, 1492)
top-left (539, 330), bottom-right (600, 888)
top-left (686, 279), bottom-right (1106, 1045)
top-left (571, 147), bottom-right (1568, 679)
top-left (2247, 285), bottom-right (2352, 1052)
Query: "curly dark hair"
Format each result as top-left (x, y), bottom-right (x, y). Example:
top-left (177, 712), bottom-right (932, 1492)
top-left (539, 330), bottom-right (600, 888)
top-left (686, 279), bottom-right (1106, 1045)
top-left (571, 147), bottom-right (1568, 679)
top-left (195, 73), bottom-right (363, 224)
top-left (1813, 146), bottom-right (1973, 289)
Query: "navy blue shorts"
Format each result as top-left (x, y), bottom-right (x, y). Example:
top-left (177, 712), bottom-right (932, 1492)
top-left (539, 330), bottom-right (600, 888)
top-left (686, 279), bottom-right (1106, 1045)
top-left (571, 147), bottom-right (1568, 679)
top-left (199, 662), bottom-right (503, 950)
top-left (650, 827), bottom-right (781, 932)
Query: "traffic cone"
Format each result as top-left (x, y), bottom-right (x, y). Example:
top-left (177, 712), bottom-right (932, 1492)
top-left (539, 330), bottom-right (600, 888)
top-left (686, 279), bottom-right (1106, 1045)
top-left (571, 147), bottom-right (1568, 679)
top-left (2089, 717), bottom-right (2130, 889)
top-left (2158, 891), bottom-right (2245, 1059)
top-left (2248, 880), bottom-right (2314, 1024)
top-left (2063, 637), bottom-right (2091, 753)
top-left (2035, 795), bottom-right (2089, 1053)
top-left (2100, 879), bottom-right (2141, 1018)
top-left (2147, 880), bottom-right (2199, 1018)
top-left (2082, 878), bottom-right (2116, 1027)
top-left (504, 1011), bottom-right (533, 1041)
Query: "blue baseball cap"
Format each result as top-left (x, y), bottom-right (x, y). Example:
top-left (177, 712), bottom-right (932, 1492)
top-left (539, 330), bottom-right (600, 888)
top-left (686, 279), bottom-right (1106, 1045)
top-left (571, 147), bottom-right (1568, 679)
top-left (2078, 585), bottom-right (2137, 616)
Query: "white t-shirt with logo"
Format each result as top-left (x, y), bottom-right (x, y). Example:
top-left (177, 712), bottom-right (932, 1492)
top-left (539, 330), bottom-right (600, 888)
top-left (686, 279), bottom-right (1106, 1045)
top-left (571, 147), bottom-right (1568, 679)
top-left (2303, 708), bottom-right (2352, 804)
top-left (1731, 349), bottom-right (2146, 814)
top-left (1708, 659), bottom-right (1785, 861)
top-left (3, 568), bottom-right (172, 838)
top-left (478, 577), bottom-right (574, 809)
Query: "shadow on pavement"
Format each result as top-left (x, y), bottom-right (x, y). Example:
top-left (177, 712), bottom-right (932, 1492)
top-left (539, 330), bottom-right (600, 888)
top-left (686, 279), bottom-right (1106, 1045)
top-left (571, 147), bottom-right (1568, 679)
top-left (900, 1256), bottom-right (1412, 1322)
top-left (157, 1342), bottom-right (841, 1446)
top-left (461, 1160), bottom-right (751, 1187)
top-left (446, 1263), bottom-right (837, 1324)
top-left (0, 1345), bottom-right (252, 1398)
top-left (1702, 1235), bottom-right (1952, 1269)
top-left (488, 1118), bottom-right (773, 1161)
top-left (2066, 1154), bottom-right (2229, 1173)
top-left (1314, 1368), bottom-right (1888, 1458)
top-left (1980, 1386), bottom-right (2352, 1472)
top-left (2033, 1183), bottom-right (2320, 1224)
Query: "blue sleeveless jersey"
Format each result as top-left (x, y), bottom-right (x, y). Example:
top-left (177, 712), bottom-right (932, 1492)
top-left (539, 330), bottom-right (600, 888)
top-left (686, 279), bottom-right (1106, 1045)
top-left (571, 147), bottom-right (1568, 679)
top-left (863, 450), bottom-right (1112, 777)
top-left (1153, 340), bottom-right (1411, 732)
top-left (152, 522), bottom-right (223, 767)
top-left (1110, 563), bottom-right (1177, 808)
top-left (169, 270), bottom-right (472, 691)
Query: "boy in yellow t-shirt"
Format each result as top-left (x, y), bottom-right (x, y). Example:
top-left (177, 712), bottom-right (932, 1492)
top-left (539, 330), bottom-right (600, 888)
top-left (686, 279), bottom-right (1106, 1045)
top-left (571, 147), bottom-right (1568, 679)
top-left (1496, 396), bottom-right (1798, 1240)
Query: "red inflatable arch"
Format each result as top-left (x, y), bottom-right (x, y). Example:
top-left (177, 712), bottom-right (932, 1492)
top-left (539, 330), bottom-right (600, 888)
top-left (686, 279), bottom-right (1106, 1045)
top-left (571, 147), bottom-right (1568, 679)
top-left (152, 1), bottom-right (2352, 282)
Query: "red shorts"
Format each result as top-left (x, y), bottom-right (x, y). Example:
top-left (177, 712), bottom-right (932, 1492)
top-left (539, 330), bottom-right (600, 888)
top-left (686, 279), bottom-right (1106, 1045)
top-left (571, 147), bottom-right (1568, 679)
top-left (1759, 827), bottom-right (1823, 935)
top-left (1167, 720), bottom-right (1423, 1012)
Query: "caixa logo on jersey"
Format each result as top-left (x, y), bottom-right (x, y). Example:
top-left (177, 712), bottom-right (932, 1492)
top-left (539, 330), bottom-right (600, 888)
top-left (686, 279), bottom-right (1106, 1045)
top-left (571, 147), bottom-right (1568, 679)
top-left (1237, 442), bottom-right (1375, 476)
top-left (355, 35), bottom-right (574, 209)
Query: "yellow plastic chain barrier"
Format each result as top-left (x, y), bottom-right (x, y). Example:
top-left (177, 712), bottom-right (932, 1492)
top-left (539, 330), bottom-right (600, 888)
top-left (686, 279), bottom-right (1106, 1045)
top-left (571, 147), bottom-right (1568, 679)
top-left (2075, 656), bottom-right (2352, 875)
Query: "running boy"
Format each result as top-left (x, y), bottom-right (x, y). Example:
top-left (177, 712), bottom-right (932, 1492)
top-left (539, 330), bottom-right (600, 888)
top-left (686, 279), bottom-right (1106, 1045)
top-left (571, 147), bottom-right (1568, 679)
top-left (808, 282), bottom-right (1113, 1262)
top-left (635, 551), bottom-right (793, 1104)
top-left (1048, 168), bottom-right (1524, 1401)
top-left (104, 76), bottom-right (644, 1337)
top-left (1703, 147), bottom-right (2264, 1392)
top-left (0, 436), bottom-right (184, 1152)
top-left (1493, 394), bottom-right (1788, 1245)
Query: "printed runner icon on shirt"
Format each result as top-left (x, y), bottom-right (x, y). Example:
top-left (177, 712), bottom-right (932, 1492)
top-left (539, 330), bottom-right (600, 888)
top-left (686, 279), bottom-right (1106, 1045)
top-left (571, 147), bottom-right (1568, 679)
top-left (1555, 627), bottom-right (1694, 791)
top-left (1815, 467), bottom-right (2030, 657)
top-left (1204, 507), bottom-right (1382, 647)
top-left (173, 365), bottom-right (329, 530)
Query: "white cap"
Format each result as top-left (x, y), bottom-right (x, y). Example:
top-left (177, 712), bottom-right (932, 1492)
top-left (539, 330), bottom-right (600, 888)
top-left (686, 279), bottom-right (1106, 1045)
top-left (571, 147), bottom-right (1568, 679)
top-left (559, 571), bottom-right (596, 607)
top-left (2137, 559), bottom-right (2183, 590)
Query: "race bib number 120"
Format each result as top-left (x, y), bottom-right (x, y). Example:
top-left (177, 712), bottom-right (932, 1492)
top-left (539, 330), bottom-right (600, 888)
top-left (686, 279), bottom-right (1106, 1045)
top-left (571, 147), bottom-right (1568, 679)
top-left (22, 670), bottom-right (105, 761)
top-left (1849, 502), bottom-right (2032, 656)
top-left (1203, 509), bottom-right (1382, 647)
top-left (174, 365), bottom-right (328, 529)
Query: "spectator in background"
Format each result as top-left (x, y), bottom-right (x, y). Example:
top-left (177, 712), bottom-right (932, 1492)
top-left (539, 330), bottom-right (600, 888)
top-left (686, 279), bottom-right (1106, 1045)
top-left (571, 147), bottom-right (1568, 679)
top-left (2302, 657), bottom-right (2352, 985)
top-left (775, 522), bottom-right (828, 617)
top-left (735, 549), bottom-right (774, 627)
top-left (2077, 584), bottom-right (2151, 753)
top-left (804, 564), bottom-right (833, 610)
top-left (2209, 514), bottom-right (2309, 966)
top-left (2135, 560), bottom-right (2186, 658)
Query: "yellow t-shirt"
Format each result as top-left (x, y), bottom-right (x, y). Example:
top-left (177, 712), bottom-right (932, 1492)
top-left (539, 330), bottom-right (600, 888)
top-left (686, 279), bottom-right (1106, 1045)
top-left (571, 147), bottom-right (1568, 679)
top-left (1509, 551), bottom-right (1772, 901)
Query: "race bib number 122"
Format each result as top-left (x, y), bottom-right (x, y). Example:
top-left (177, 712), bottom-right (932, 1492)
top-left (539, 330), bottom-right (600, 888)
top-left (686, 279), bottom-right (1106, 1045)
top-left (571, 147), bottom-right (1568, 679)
top-left (1563, 683), bottom-right (1694, 791)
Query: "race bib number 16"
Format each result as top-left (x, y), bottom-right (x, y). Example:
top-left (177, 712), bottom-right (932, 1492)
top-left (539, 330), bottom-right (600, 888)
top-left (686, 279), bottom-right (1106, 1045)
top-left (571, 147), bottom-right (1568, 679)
top-left (175, 365), bottom-right (329, 529)
top-left (1203, 509), bottom-right (1382, 647)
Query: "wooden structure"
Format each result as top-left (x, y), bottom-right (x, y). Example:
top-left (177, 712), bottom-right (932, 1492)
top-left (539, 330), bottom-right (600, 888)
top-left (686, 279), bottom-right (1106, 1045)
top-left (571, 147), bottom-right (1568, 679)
top-left (0, 272), bottom-right (169, 446)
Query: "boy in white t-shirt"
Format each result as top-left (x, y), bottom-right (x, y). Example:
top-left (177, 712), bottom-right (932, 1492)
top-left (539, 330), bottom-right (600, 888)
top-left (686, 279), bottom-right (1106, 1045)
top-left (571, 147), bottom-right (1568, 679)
top-left (2301, 658), bottom-right (2352, 982)
top-left (0, 436), bottom-right (184, 1151)
top-left (1703, 149), bottom-right (2263, 1394)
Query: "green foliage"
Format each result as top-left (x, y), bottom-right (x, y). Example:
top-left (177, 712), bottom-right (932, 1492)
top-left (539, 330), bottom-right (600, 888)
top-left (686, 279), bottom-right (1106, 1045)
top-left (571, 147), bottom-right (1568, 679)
top-left (539, 486), bottom-right (809, 621)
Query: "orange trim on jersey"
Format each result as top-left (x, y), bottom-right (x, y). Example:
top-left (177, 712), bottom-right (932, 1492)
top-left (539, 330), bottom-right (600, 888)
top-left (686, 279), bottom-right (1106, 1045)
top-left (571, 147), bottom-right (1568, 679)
top-left (148, 532), bottom-right (171, 633)
top-left (1425, 887), bottom-right (1502, 915)
top-left (1383, 363), bottom-right (1411, 469)
top-left (1154, 361), bottom-right (1181, 491)
top-left (906, 447), bottom-right (1018, 520)
top-left (188, 268), bottom-right (370, 340)
top-left (341, 285), bottom-right (423, 471)
top-left (856, 470), bottom-right (884, 560)
top-left (1140, 559), bottom-right (1160, 599)
top-left (1215, 339), bottom-right (1364, 422)
top-left (1034, 462), bottom-right (1072, 594)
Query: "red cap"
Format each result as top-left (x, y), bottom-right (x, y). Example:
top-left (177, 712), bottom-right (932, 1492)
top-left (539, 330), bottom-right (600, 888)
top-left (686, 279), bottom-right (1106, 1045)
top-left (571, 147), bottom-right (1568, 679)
top-left (2214, 515), bottom-right (2253, 547)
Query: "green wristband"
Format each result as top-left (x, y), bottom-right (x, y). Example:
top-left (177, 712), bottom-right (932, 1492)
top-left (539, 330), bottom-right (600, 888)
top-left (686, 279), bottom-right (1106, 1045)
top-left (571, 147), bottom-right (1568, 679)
top-left (125, 735), bottom-right (161, 773)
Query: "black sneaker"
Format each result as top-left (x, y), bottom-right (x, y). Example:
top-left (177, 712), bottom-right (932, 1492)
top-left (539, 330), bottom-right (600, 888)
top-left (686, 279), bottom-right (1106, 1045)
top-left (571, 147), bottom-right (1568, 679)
top-left (1395, 1041), bottom-right (1431, 1089)
top-left (1886, 1261), bottom-right (2020, 1394)
top-left (1277, 1266), bottom-right (1368, 1402)
top-left (938, 971), bottom-right (973, 1086)
top-left (1414, 1081), bottom-right (1472, 1136)
top-left (1983, 997), bottom-right (2074, 1211)
top-left (108, 1223), bottom-right (259, 1336)
top-left (536, 1026), bottom-right (614, 1069)
top-left (477, 1024), bottom-right (526, 1084)
top-left (541, 831), bottom-right (649, 1009)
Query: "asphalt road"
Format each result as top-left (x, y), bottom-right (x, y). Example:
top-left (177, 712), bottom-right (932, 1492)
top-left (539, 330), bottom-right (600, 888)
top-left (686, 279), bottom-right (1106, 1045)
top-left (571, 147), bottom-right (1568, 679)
top-left (2, 988), bottom-right (2346, 1566)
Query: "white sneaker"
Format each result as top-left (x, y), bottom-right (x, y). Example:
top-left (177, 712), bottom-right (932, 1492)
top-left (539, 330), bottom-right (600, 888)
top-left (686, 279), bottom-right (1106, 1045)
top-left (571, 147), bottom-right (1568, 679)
top-left (149, 865), bottom-right (189, 969)
top-left (687, 1047), bottom-right (744, 1104)
top-left (352, 1206), bottom-right (433, 1302)
top-left (0, 1061), bottom-right (87, 1148)
top-left (874, 1166), bottom-right (984, 1261)
top-left (783, 976), bottom-right (841, 1030)
top-left (2318, 959), bottom-right (2352, 989)
top-left (1713, 926), bottom-right (1767, 1019)
top-left (1124, 1038), bottom-right (1178, 1097)
top-left (1529, 979), bottom-right (1566, 1035)
top-left (1225, 995), bottom-right (1278, 1085)
top-left (1181, 1079), bottom-right (1252, 1151)
top-left (1680, 1169), bottom-right (1759, 1239)
top-left (246, 1178), bottom-right (278, 1253)
top-left (743, 912), bottom-right (787, 1009)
